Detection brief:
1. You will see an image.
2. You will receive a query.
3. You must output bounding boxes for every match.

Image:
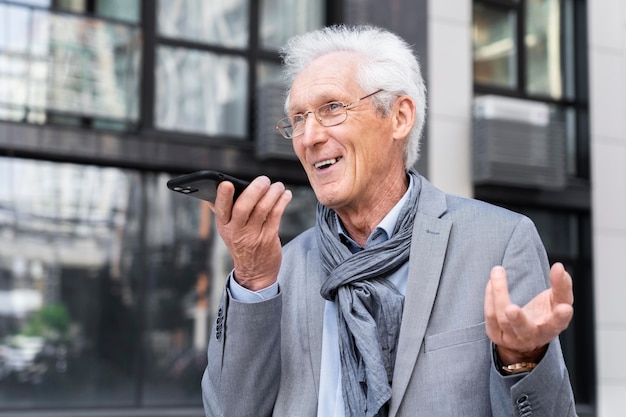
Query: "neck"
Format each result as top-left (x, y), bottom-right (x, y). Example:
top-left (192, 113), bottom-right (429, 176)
top-left (336, 174), bottom-right (409, 247)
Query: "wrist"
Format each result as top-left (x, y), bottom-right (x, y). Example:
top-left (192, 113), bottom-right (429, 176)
top-left (494, 344), bottom-right (548, 375)
top-left (232, 271), bottom-right (277, 291)
top-left (496, 344), bottom-right (548, 366)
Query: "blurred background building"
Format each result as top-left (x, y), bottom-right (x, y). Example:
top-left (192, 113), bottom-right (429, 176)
top-left (0, 0), bottom-right (623, 416)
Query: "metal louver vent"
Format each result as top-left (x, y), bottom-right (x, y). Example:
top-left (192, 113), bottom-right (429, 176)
top-left (472, 95), bottom-right (566, 189)
top-left (255, 84), bottom-right (298, 160)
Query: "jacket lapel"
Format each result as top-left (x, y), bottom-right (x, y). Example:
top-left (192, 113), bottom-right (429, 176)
top-left (389, 177), bottom-right (451, 416)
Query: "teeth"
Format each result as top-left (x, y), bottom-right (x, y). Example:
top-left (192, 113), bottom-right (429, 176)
top-left (315, 158), bottom-right (339, 169)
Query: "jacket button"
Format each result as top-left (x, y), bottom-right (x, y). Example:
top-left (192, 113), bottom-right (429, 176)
top-left (216, 325), bottom-right (223, 340)
top-left (516, 394), bottom-right (533, 416)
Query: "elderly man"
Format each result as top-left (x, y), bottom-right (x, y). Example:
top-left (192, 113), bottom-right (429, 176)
top-left (202, 25), bottom-right (576, 417)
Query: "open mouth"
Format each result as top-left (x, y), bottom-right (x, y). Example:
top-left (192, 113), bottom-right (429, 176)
top-left (314, 157), bottom-right (341, 169)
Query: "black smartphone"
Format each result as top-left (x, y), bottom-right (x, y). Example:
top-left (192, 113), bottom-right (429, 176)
top-left (167, 170), bottom-right (250, 203)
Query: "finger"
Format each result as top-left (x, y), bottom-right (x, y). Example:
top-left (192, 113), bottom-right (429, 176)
top-left (549, 262), bottom-right (574, 306)
top-left (229, 176), bottom-right (272, 226)
top-left (552, 303), bottom-right (574, 332)
top-left (503, 304), bottom-right (534, 340)
top-left (214, 181), bottom-right (235, 225)
top-left (484, 279), bottom-right (502, 343)
top-left (263, 188), bottom-right (293, 233)
top-left (490, 266), bottom-right (514, 318)
top-left (248, 181), bottom-right (287, 226)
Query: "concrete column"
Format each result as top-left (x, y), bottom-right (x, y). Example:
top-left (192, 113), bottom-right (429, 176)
top-left (588, 0), bottom-right (626, 415)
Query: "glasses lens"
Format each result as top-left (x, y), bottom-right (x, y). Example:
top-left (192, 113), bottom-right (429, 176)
top-left (317, 102), bottom-right (347, 127)
top-left (276, 118), bottom-right (294, 139)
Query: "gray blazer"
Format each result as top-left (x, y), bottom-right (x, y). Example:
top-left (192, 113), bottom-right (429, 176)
top-left (202, 174), bottom-right (577, 417)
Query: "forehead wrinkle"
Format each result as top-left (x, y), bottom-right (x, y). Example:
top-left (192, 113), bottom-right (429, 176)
top-left (288, 83), bottom-right (357, 115)
top-left (288, 89), bottom-right (337, 115)
top-left (288, 53), bottom-right (362, 114)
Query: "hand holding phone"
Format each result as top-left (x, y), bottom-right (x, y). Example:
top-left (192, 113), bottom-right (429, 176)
top-left (169, 170), bottom-right (293, 291)
top-left (167, 170), bottom-right (250, 203)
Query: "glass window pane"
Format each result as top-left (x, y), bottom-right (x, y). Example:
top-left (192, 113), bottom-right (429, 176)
top-left (0, 157), bottom-right (318, 411)
top-left (525, 0), bottom-right (563, 98)
top-left (53, 0), bottom-right (86, 13)
top-left (155, 46), bottom-right (248, 137)
top-left (260, 0), bottom-right (325, 50)
top-left (141, 173), bottom-right (214, 405)
top-left (0, 157), bottom-right (141, 408)
top-left (46, 14), bottom-right (141, 121)
top-left (96, 0), bottom-right (140, 23)
top-left (141, 174), bottom-right (316, 405)
top-left (0, 4), bottom-right (31, 53)
top-left (257, 61), bottom-right (284, 88)
top-left (0, 6), bottom-right (141, 126)
top-left (157, 0), bottom-right (249, 48)
top-left (473, 3), bottom-right (517, 89)
top-left (9, 0), bottom-right (51, 6)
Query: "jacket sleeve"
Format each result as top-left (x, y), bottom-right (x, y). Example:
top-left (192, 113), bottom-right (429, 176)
top-left (202, 285), bottom-right (282, 417)
top-left (489, 216), bottom-right (577, 417)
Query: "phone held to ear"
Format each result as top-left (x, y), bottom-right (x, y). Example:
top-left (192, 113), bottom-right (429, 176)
top-left (167, 170), bottom-right (250, 203)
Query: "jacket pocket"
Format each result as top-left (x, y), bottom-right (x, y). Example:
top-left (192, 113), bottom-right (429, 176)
top-left (423, 322), bottom-right (487, 352)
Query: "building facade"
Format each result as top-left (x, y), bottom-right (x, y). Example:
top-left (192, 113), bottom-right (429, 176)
top-left (0, 0), bottom-right (623, 416)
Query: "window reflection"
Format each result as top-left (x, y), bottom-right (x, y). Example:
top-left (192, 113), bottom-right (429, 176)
top-left (96, 0), bottom-right (141, 23)
top-left (257, 61), bottom-right (284, 88)
top-left (473, 3), bottom-right (517, 89)
top-left (157, 0), bottom-right (249, 48)
top-left (141, 172), bottom-right (315, 404)
top-left (0, 4), bottom-right (141, 127)
top-left (155, 46), bottom-right (248, 137)
top-left (260, 0), bottom-right (325, 50)
top-left (0, 157), bottom-right (140, 407)
top-left (0, 156), bottom-right (317, 410)
top-left (525, 0), bottom-right (563, 98)
top-left (141, 173), bottom-right (218, 404)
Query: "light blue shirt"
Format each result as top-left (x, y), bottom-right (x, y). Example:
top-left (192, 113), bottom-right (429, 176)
top-left (229, 176), bottom-right (413, 416)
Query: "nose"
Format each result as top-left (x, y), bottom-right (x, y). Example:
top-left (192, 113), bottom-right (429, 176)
top-left (300, 113), bottom-right (328, 147)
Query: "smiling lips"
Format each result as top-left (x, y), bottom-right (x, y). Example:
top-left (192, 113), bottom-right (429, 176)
top-left (314, 157), bottom-right (342, 169)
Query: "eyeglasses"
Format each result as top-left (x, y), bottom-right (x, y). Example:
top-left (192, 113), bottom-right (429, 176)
top-left (275, 89), bottom-right (383, 139)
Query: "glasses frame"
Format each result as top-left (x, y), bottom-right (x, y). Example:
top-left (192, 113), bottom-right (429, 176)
top-left (275, 89), bottom-right (384, 139)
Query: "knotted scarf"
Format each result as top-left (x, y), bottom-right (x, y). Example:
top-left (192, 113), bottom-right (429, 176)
top-left (317, 169), bottom-right (420, 417)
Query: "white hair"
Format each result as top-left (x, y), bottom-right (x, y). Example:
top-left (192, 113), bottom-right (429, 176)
top-left (280, 25), bottom-right (427, 169)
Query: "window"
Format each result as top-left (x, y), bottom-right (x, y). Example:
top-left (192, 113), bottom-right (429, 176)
top-left (155, 46), bottom-right (249, 136)
top-left (0, 1), bottom-right (141, 129)
top-left (0, 156), bottom-right (316, 410)
top-left (472, 0), bottom-right (587, 179)
top-left (473, 3), bottom-right (517, 89)
top-left (0, 2), bottom-right (326, 411)
top-left (153, 0), bottom-right (326, 139)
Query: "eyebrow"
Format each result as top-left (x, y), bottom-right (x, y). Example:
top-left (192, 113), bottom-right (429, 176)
top-left (287, 93), bottom-right (345, 115)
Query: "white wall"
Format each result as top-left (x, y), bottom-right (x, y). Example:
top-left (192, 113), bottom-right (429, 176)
top-left (427, 0), bottom-right (473, 198)
top-left (588, 0), bottom-right (626, 416)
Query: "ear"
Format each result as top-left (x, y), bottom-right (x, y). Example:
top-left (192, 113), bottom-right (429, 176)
top-left (392, 96), bottom-right (416, 141)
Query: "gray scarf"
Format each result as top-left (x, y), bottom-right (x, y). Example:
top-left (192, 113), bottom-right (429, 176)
top-left (317, 169), bottom-right (420, 417)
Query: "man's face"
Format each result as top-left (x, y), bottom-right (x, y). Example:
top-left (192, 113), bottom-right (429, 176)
top-left (288, 52), bottom-right (406, 213)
